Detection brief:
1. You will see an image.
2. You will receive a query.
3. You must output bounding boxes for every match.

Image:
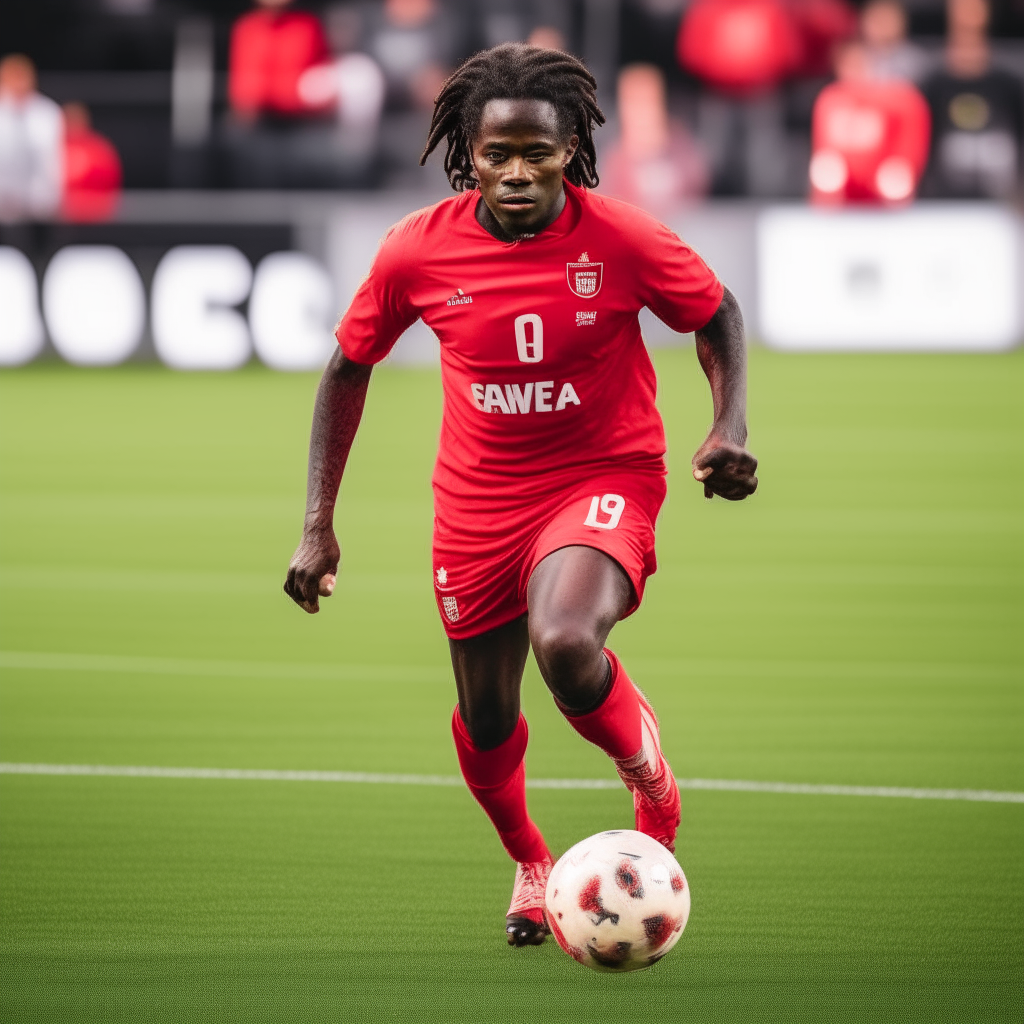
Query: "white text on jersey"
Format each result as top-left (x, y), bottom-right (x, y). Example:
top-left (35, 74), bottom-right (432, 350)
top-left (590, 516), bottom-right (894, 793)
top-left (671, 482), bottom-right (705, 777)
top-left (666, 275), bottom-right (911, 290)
top-left (470, 381), bottom-right (581, 414)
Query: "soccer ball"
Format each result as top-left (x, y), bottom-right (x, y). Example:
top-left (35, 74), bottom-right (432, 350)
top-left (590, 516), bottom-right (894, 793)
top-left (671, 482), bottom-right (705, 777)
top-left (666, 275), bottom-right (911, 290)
top-left (545, 830), bottom-right (690, 972)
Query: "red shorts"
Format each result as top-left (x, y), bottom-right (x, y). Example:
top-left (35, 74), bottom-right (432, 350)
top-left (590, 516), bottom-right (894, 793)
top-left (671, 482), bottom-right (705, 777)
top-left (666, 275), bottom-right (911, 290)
top-left (432, 470), bottom-right (667, 640)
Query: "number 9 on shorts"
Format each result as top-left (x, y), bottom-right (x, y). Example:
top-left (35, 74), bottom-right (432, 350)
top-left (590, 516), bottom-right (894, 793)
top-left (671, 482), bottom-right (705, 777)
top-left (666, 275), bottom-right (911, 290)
top-left (584, 493), bottom-right (625, 530)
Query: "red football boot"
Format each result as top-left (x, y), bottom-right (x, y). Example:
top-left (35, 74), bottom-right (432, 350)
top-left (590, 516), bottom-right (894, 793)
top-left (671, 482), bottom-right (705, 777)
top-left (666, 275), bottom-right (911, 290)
top-left (505, 856), bottom-right (554, 946)
top-left (614, 686), bottom-right (681, 852)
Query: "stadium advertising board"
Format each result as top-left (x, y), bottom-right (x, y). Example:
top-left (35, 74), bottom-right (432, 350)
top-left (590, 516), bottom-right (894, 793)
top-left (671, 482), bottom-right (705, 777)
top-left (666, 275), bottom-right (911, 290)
top-left (759, 205), bottom-right (1021, 351)
top-left (1, 204), bottom-right (1020, 368)
top-left (0, 221), bottom-right (335, 370)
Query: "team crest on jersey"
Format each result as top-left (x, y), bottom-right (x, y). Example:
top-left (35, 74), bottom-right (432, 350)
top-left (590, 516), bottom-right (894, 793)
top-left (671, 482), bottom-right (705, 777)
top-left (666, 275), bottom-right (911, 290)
top-left (566, 252), bottom-right (603, 298)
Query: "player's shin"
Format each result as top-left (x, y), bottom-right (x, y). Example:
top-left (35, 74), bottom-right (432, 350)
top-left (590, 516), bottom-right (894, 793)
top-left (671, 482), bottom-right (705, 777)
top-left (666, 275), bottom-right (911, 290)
top-left (557, 649), bottom-right (681, 851)
top-left (451, 708), bottom-right (553, 944)
top-left (451, 708), bottom-right (549, 863)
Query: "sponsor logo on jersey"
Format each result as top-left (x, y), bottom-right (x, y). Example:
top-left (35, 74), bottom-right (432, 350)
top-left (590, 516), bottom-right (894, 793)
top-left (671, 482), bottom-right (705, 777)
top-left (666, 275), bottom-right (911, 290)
top-left (469, 381), bottom-right (581, 414)
top-left (567, 252), bottom-right (603, 298)
top-left (446, 288), bottom-right (473, 306)
top-left (576, 311), bottom-right (597, 327)
top-left (442, 596), bottom-right (460, 622)
top-left (435, 566), bottom-right (448, 586)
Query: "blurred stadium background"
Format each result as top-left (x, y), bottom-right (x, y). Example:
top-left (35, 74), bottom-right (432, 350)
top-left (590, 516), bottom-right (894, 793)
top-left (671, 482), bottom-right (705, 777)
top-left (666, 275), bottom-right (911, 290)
top-left (1, 1), bottom-right (1022, 1022)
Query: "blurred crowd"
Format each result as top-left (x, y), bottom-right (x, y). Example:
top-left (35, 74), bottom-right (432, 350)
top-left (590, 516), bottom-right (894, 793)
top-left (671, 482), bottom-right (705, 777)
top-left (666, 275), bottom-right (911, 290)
top-left (0, 0), bottom-right (1022, 221)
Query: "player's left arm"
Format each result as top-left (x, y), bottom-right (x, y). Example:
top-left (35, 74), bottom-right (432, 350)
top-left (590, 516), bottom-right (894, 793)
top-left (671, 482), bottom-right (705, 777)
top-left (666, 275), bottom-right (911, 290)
top-left (691, 287), bottom-right (758, 500)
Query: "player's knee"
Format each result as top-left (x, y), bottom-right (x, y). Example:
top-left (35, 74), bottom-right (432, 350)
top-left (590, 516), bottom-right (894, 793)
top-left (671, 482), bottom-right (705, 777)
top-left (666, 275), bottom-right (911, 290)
top-left (530, 620), bottom-right (603, 695)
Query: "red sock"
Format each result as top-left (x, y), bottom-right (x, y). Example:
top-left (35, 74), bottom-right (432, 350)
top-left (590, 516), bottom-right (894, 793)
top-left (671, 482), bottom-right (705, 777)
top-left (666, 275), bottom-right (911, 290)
top-left (451, 708), bottom-right (551, 864)
top-left (558, 648), bottom-right (643, 760)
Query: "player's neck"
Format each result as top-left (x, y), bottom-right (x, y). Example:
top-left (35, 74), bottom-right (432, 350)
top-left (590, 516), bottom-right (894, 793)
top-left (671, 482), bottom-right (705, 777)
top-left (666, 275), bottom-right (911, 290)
top-left (475, 187), bottom-right (567, 243)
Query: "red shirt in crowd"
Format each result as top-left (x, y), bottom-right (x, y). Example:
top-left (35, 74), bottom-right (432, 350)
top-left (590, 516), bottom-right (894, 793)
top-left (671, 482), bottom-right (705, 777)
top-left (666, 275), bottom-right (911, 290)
top-left (228, 8), bottom-right (331, 117)
top-left (62, 122), bottom-right (122, 222)
top-left (677, 0), bottom-right (803, 93)
top-left (335, 181), bottom-right (723, 510)
top-left (811, 78), bottom-right (931, 204)
top-left (678, 0), bottom-right (857, 91)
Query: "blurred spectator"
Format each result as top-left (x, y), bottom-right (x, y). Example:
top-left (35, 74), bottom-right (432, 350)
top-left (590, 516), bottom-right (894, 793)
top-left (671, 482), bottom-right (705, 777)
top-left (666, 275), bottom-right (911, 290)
top-left (299, 53), bottom-right (386, 132)
top-left (366, 0), bottom-right (459, 113)
top-left (0, 54), bottom-right (62, 221)
top-left (860, 0), bottom-right (930, 82)
top-left (360, 0), bottom-right (464, 186)
top-left (297, 52), bottom-right (386, 168)
top-left (677, 0), bottom-right (802, 94)
top-left (61, 102), bottom-right (122, 222)
top-left (920, 0), bottom-right (1023, 198)
top-left (600, 63), bottom-right (709, 212)
top-left (678, 0), bottom-right (804, 194)
top-left (788, 0), bottom-right (858, 78)
top-left (226, 0), bottom-right (390, 187)
top-left (228, 0), bottom-right (332, 122)
top-left (809, 40), bottom-right (931, 204)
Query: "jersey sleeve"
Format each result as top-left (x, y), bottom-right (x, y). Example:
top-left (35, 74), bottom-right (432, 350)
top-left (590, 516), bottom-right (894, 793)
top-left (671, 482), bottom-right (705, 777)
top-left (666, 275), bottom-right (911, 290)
top-left (335, 221), bottom-right (420, 365)
top-left (632, 218), bottom-right (724, 335)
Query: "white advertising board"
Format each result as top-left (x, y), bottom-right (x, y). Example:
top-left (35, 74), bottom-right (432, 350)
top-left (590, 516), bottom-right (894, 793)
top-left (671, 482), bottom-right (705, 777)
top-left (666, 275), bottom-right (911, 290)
top-left (758, 205), bottom-right (1020, 351)
top-left (0, 244), bottom-right (337, 370)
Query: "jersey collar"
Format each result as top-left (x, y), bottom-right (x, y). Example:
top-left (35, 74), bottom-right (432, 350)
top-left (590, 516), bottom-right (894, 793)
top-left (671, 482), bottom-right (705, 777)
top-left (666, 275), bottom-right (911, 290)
top-left (467, 179), bottom-right (582, 246)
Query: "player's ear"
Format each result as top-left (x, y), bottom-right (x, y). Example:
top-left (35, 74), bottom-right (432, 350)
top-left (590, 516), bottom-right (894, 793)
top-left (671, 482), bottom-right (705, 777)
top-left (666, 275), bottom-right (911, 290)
top-left (562, 134), bottom-right (579, 168)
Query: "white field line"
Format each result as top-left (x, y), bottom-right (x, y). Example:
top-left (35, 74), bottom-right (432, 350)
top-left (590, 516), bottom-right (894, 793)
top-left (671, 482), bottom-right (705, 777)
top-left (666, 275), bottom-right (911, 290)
top-left (1, 763), bottom-right (1021, 804)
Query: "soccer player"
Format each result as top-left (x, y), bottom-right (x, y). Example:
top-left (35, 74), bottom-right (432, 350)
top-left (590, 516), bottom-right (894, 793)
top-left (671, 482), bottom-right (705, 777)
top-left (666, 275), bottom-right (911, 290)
top-left (284, 44), bottom-right (757, 948)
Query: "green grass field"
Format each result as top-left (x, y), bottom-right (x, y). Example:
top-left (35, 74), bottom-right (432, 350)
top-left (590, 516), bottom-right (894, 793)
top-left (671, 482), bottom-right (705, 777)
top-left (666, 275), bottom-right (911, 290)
top-left (1, 348), bottom-right (1022, 1023)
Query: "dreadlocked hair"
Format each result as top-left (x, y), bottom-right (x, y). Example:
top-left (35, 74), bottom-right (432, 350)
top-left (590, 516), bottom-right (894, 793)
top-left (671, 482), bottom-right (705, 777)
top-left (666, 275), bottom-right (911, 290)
top-left (420, 43), bottom-right (605, 191)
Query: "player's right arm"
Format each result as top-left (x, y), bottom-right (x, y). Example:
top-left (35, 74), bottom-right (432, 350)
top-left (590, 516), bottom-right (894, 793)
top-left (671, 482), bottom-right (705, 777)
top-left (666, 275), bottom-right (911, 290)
top-left (284, 348), bottom-right (373, 613)
top-left (284, 212), bottom-right (423, 613)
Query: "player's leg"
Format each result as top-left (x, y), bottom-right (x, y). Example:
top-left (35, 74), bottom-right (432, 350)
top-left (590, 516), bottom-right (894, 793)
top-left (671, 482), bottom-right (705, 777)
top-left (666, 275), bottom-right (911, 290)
top-left (450, 614), bottom-right (529, 750)
top-left (448, 615), bottom-right (553, 947)
top-left (527, 545), bottom-right (681, 851)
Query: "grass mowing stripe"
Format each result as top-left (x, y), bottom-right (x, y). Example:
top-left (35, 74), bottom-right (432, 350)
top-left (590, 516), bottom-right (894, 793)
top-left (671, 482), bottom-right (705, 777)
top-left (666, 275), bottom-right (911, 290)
top-left (0, 650), bottom-right (445, 684)
top-left (1, 648), bottom-right (1014, 683)
top-left (3, 762), bottom-right (1022, 803)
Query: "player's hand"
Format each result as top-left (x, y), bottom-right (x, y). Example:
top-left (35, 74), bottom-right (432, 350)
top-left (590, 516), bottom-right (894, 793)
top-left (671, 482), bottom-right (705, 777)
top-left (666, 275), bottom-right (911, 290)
top-left (692, 440), bottom-right (758, 500)
top-left (284, 523), bottom-right (340, 614)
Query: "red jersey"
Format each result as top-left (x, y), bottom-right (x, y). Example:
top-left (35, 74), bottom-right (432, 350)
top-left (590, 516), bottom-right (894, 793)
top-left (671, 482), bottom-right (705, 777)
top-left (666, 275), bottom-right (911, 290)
top-left (228, 9), bottom-right (331, 117)
top-left (62, 125), bottom-right (122, 223)
top-left (336, 181), bottom-right (723, 509)
top-left (811, 79), bottom-right (931, 204)
top-left (677, 0), bottom-right (802, 94)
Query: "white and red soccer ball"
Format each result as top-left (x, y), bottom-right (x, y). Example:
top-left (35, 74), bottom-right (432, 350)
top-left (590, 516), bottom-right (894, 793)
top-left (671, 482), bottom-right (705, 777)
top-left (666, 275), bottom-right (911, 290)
top-left (545, 830), bottom-right (690, 972)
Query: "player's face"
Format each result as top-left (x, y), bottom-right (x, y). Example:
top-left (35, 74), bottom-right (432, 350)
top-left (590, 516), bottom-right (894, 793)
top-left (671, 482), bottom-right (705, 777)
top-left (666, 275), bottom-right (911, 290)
top-left (471, 98), bottom-right (579, 240)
